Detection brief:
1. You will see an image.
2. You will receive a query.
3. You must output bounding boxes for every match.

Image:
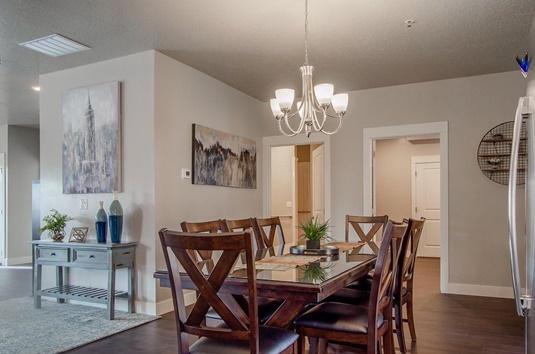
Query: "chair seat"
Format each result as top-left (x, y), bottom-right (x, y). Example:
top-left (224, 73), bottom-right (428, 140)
top-left (345, 276), bottom-right (373, 290)
top-left (294, 302), bottom-right (384, 334)
top-left (325, 287), bottom-right (370, 305)
top-left (206, 297), bottom-right (283, 324)
top-left (190, 325), bottom-right (299, 354)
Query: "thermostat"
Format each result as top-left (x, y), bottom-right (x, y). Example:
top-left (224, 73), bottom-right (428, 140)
top-left (182, 168), bottom-right (191, 179)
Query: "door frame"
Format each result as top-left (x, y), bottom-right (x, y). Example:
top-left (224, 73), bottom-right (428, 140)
top-left (263, 133), bottom-right (331, 224)
top-left (363, 122), bottom-right (449, 293)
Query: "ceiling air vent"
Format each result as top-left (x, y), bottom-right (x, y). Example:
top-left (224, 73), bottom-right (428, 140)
top-left (19, 34), bottom-right (90, 57)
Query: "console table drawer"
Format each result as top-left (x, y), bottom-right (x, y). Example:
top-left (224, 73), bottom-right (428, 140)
top-left (36, 247), bottom-right (69, 262)
top-left (73, 249), bottom-right (108, 264)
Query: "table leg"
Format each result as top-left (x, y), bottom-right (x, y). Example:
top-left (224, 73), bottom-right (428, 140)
top-left (34, 263), bottom-right (41, 309)
top-left (56, 266), bottom-right (65, 304)
top-left (128, 262), bottom-right (135, 314)
top-left (263, 299), bottom-right (308, 328)
top-left (107, 264), bottom-right (116, 320)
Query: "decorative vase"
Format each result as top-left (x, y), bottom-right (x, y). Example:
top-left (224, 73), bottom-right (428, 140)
top-left (306, 239), bottom-right (321, 249)
top-left (95, 201), bottom-right (108, 243)
top-left (109, 191), bottom-right (123, 243)
top-left (51, 230), bottom-right (65, 242)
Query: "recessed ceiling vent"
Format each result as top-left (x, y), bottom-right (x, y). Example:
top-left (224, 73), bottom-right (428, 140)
top-left (19, 34), bottom-right (90, 57)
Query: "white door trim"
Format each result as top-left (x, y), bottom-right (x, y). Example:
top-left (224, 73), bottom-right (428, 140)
top-left (363, 121), bottom-right (449, 293)
top-left (263, 133), bottom-right (331, 223)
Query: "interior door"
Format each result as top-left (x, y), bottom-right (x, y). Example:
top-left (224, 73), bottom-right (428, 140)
top-left (412, 157), bottom-right (441, 257)
top-left (312, 145), bottom-right (324, 223)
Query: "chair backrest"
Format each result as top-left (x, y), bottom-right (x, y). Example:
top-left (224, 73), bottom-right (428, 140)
top-left (252, 216), bottom-right (286, 248)
top-left (180, 220), bottom-right (229, 264)
top-left (368, 219), bottom-right (412, 347)
top-left (399, 217), bottom-right (426, 283)
top-left (345, 215), bottom-right (389, 254)
top-left (159, 229), bottom-right (260, 353)
top-left (225, 218), bottom-right (264, 249)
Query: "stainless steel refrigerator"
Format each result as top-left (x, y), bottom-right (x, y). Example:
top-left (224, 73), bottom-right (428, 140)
top-left (509, 96), bottom-right (534, 354)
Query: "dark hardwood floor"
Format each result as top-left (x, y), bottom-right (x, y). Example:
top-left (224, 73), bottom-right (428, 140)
top-left (1, 258), bottom-right (524, 353)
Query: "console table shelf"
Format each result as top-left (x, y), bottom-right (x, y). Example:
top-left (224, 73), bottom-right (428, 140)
top-left (31, 240), bottom-right (137, 320)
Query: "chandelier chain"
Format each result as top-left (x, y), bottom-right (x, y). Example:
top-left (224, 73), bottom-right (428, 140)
top-left (304, 0), bottom-right (309, 66)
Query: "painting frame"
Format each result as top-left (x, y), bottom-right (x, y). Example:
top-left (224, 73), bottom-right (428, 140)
top-left (192, 124), bottom-right (256, 189)
top-left (62, 81), bottom-right (122, 194)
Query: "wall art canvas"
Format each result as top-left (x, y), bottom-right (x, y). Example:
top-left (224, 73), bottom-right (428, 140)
top-left (62, 82), bottom-right (121, 194)
top-left (192, 124), bottom-right (256, 189)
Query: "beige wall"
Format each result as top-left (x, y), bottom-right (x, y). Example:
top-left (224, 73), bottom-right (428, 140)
top-left (39, 50), bottom-right (266, 314)
top-left (375, 138), bottom-right (439, 222)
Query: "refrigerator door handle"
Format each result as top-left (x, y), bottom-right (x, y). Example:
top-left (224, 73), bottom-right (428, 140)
top-left (509, 97), bottom-right (527, 317)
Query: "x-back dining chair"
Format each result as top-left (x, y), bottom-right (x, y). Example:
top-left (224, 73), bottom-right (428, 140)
top-left (293, 219), bottom-right (413, 354)
top-left (180, 219), bottom-right (229, 269)
top-left (225, 218), bottom-right (264, 250)
top-left (345, 215), bottom-right (389, 255)
top-left (159, 229), bottom-right (298, 353)
top-left (394, 217), bottom-right (426, 353)
top-left (253, 216), bottom-right (286, 248)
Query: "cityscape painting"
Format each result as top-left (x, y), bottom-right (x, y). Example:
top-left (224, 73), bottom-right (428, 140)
top-left (192, 124), bottom-right (256, 189)
top-left (62, 81), bottom-right (121, 194)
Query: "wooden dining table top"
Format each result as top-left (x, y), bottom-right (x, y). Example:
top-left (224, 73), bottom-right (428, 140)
top-left (154, 242), bottom-right (376, 328)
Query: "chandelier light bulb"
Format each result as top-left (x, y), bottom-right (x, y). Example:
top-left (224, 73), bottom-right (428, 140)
top-left (275, 89), bottom-right (295, 111)
top-left (314, 84), bottom-right (334, 106)
top-left (332, 93), bottom-right (349, 114)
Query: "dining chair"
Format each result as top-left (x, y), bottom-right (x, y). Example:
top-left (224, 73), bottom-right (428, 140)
top-left (394, 217), bottom-right (426, 353)
top-left (225, 218), bottom-right (264, 250)
top-left (180, 219), bottom-right (229, 268)
top-left (159, 229), bottom-right (298, 353)
top-left (252, 216), bottom-right (286, 248)
top-left (293, 220), bottom-right (410, 354)
top-left (345, 215), bottom-right (389, 255)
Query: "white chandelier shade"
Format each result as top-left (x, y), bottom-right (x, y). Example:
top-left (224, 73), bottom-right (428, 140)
top-left (270, 0), bottom-right (349, 137)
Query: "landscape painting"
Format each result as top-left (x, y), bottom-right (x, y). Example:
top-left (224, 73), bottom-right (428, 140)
top-left (192, 124), bottom-right (256, 189)
top-left (62, 82), bottom-right (121, 194)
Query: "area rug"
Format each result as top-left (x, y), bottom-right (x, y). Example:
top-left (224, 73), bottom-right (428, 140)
top-left (0, 297), bottom-right (159, 354)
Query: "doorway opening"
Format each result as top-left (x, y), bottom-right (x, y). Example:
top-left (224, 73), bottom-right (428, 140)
top-left (363, 122), bottom-right (449, 293)
top-left (263, 133), bottom-right (331, 245)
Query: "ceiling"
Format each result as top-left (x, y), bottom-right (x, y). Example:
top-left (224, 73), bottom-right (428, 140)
top-left (1, 0), bottom-right (534, 127)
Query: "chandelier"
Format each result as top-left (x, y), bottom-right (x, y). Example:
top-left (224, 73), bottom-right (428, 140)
top-left (270, 0), bottom-right (348, 137)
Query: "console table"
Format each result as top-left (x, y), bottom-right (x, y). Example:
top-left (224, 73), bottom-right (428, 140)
top-left (31, 240), bottom-right (137, 320)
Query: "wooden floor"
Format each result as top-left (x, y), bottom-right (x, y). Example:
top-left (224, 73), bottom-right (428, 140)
top-left (1, 258), bottom-right (525, 353)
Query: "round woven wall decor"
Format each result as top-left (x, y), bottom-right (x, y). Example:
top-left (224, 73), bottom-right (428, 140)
top-left (477, 121), bottom-right (527, 185)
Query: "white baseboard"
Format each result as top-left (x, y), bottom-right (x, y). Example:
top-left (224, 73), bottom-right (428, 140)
top-left (6, 256), bottom-right (32, 265)
top-left (444, 282), bottom-right (514, 299)
top-left (153, 291), bottom-right (197, 316)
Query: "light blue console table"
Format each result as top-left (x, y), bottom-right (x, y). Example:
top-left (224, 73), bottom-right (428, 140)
top-left (31, 240), bottom-right (137, 320)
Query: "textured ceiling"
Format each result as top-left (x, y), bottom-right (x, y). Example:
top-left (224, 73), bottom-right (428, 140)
top-left (0, 0), bottom-right (534, 126)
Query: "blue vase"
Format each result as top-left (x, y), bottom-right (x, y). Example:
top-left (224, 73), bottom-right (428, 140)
top-left (109, 191), bottom-right (123, 243)
top-left (95, 201), bottom-right (107, 243)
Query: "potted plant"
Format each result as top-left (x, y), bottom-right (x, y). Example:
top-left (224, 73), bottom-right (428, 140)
top-left (39, 209), bottom-right (74, 242)
top-left (299, 217), bottom-right (331, 249)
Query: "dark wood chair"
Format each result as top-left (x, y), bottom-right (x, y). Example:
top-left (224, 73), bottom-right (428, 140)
top-left (159, 229), bottom-right (298, 354)
top-left (394, 218), bottom-right (426, 353)
top-left (225, 218), bottom-right (264, 249)
top-left (180, 219), bottom-right (229, 271)
top-left (345, 215), bottom-right (389, 255)
top-left (252, 216), bottom-right (286, 248)
top-left (293, 219), bottom-right (412, 354)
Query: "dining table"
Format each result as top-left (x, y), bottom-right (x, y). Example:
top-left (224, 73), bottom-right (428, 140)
top-left (154, 242), bottom-right (376, 329)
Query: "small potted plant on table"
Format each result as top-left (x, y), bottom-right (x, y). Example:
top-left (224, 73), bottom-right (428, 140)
top-left (39, 209), bottom-right (74, 242)
top-left (299, 217), bottom-right (331, 249)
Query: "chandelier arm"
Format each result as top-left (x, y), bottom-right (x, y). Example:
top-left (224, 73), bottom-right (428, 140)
top-left (317, 117), bottom-right (344, 135)
top-left (277, 120), bottom-right (299, 137)
top-left (283, 111), bottom-right (306, 135)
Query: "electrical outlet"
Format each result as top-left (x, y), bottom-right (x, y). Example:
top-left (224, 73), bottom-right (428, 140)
top-left (286, 201), bottom-right (292, 208)
top-left (182, 168), bottom-right (191, 179)
top-left (80, 198), bottom-right (88, 210)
